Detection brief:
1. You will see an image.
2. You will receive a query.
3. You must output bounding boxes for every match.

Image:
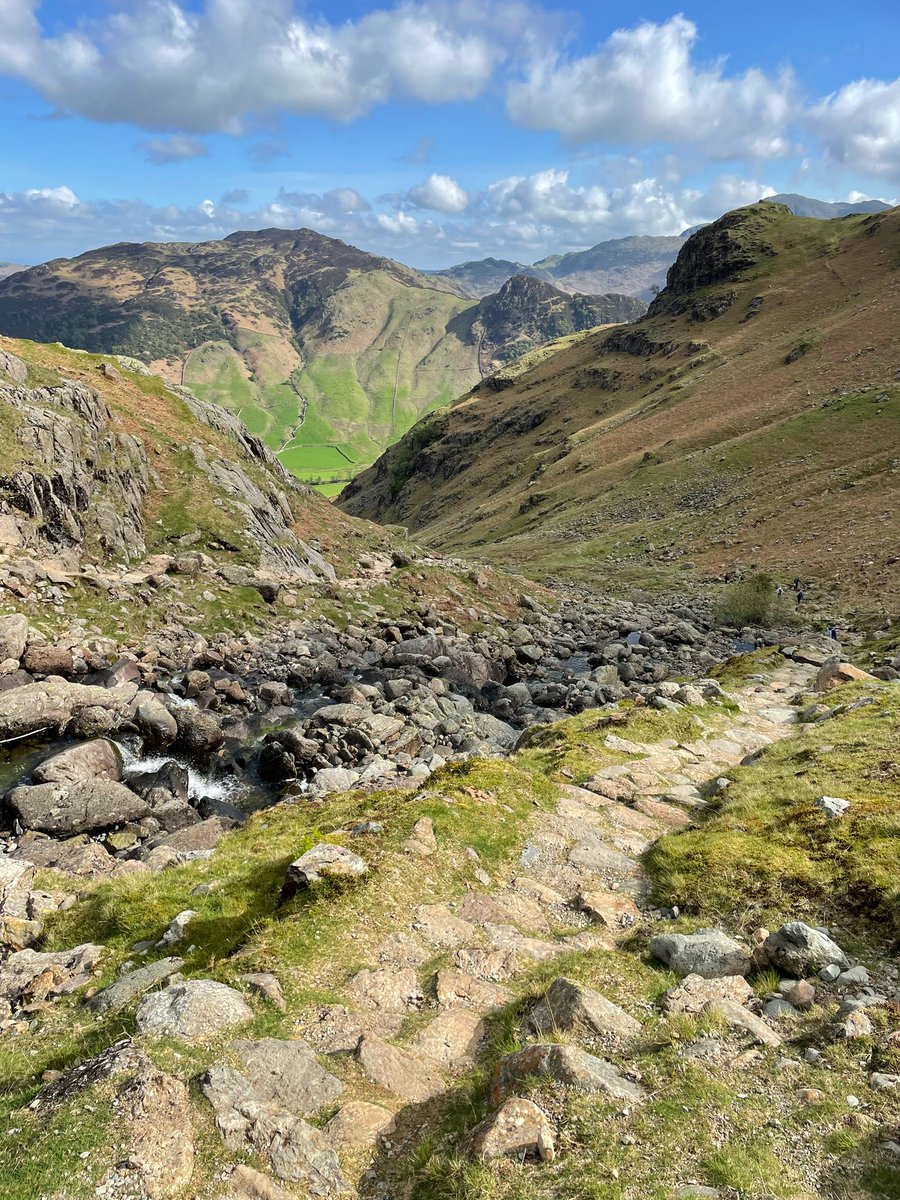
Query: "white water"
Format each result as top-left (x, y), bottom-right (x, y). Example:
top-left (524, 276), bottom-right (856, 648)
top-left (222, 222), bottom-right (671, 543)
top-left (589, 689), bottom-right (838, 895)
top-left (119, 747), bottom-right (243, 804)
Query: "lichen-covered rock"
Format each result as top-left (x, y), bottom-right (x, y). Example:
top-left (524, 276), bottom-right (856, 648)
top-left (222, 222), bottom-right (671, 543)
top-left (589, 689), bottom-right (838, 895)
top-left (662, 973), bottom-right (754, 1015)
top-left (8, 778), bottom-right (149, 835)
top-left (135, 979), bottom-right (253, 1040)
top-left (650, 929), bottom-right (750, 979)
top-left (0, 614), bottom-right (28, 662)
top-left (0, 679), bottom-right (137, 740)
top-left (762, 922), bottom-right (850, 975)
top-left (231, 1039), bottom-right (344, 1115)
top-left (464, 1097), bottom-right (556, 1162)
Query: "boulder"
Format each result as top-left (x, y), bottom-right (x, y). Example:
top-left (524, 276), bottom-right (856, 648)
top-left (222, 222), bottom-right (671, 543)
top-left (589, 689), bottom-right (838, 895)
top-left (491, 1044), bottom-right (645, 1106)
top-left (650, 929), bottom-right (750, 979)
top-left (231, 1039), bottom-right (344, 1115)
top-left (412, 1010), bottom-right (486, 1069)
top-left (322, 1102), bottom-right (395, 1153)
top-left (762, 922), bottom-right (849, 975)
top-left (386, 635), bottom-right (503, 690)
top-left (173, 705), bottom-right (224, 755)
top-left (280, 844), bottom-right (368, 901)
top-left (32, 739), bottom-right (123, 785)
top-left (0, 614), bottom-right (28, 662)
top-left (662, 973), bottom-right (754, 1015)
top-left (7, 779), bottom-right (149, 835)
top-left (135, 980), bottom-right (253, 1040)
top-left (355, 1034), bottom-right (444, 1103)
top-left (135, 699), bottom-right (178, 747)
top-left (201, 1063), bottom-right (348, 1193)
top-left (221, 1165), bottom-right (296, 1200)
top-left (22, 644), bottom-right (74, 677)
top-left (527, 977), bottom-right (641, 1040)
top-left (87, 957), bottom-right (185, 1015)
top-left (815, 661), bottom-right (878, 690)
top-left (464, 1097), bottom-right (555, 1163)
top-left (0, 679), bottom-right (137, 739)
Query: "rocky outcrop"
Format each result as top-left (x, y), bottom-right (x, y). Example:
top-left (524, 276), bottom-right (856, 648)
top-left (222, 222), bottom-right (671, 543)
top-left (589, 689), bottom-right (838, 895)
top-left (0, 373), bottom-right (149, 562)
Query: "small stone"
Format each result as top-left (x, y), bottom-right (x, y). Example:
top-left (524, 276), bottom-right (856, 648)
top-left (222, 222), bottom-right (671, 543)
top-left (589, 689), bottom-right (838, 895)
top-left (835, 1009), bottom-right (874, 1040)
top-left (816, 795), bottom-right (850, 817)
top-left (240, 972), bottom-right (287, 1012)
top-left (157, 910), bottom-right (197, 948)
top-left (464, 1097), bottom-right (555, 1163)
top-left (839, 965), bottom-right (870, 985)
top-left (704, 999), bottom-right (782, 1047)
top-left (820, 964), bottom-right (842, 983)
top-left (764, 998), bottom-right (800, 1020)
top-left (280, 844), bottom-right (368, 900)
top-left (783, 979), bottom-right (815, 1009)
top-left (870, 1073), bottom-right (900, 1090)
top-left (798, 1088), bottom-right (825, 1103)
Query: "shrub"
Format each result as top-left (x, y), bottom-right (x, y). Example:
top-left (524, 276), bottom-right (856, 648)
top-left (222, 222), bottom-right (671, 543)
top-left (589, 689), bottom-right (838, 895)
top-left (714, 573), bottom-right (795, 628)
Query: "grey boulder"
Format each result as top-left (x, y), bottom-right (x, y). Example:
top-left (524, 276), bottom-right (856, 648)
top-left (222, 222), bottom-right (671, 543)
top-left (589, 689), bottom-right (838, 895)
top-left (762, 922), bottom-right (850, 975)
top-left (135, 979), bottom-right (253, 1040)
top-left (231, 1038), bottom-right (343, 1115)
top-left (32, 739), bottom-right (123, 785)
top-left (650, 929), bottom-right (750, 979)
top-left (491, 1044), bottom-right (645, 1106)
top-left (527, 977), bottom-right (641, 1040)
top-left (8, 779), bottom-right (149, 835)
top-left (0, 614), bottom-right (28, 662)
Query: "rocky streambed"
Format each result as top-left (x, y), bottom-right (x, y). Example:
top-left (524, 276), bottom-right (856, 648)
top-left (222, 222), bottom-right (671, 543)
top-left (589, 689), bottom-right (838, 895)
top-left (0, 583), bottom-right (822, 920)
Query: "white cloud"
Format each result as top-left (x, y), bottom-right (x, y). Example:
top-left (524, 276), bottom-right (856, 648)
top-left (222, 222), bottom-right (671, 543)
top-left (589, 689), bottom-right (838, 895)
top-left (810, 78), bottom-right (900, 180)
top-left (507, 15), bottom-right (793, 158)
top-left (487, 168), bottom-right (611, 227)
top-left (0, 171), bottom-right (779, 268)
top-left (408, 173), bottom-right (469, 213)
top-left (138, 134), bottom-right (208, 165)
top-left (0, 0), bottom-right (543, 133)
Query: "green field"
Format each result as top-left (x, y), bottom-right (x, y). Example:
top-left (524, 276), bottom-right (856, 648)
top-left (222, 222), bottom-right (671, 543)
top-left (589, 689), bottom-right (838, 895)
top-left (277, 442), bottom-right (355, 473)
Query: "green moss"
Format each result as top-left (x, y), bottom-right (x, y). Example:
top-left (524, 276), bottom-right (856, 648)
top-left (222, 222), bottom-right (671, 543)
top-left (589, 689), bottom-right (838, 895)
top-left (647, 680), bottom-right (900, 933)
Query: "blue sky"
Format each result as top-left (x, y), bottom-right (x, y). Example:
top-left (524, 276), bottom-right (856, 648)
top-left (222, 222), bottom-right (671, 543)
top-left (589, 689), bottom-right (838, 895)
top-left (1, 0), bottom-right (898, 267)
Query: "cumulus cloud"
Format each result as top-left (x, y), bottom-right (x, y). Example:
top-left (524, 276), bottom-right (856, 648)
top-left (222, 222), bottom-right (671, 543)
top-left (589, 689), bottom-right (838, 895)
top-left (507, 15), bottom-right (793, 158)
top-left (408, 173), bottom-right (468, 213)
top-left (0, 171), bottom-right (778, 266)
top-left (0, 0), bottom-right (544, 133)
top-left (138, 134), bottom-right (208, 165)
top-left (810, 78), bottom-right (900, 180)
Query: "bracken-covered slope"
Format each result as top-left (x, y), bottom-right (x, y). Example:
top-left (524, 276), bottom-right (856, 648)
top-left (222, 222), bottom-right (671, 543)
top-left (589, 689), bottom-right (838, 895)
top-left (340, 202), bottom-right (900, 615)
top-left (0, 229), bottom-right (637, 493)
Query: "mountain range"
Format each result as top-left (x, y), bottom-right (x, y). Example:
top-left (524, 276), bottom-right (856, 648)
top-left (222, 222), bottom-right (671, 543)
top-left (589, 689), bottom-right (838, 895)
top-left (0, 230), bottom-right (641, 492)
top-left (430, 193), bottom-right (893, 299)
top-left (340, 200), bottom-right (900, 613)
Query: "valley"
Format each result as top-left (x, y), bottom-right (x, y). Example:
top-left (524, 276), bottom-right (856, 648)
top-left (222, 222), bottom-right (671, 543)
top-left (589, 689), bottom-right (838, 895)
top-left (0, 233), bottom-right (642, 494)
top-left (0, 198), bottom-right (898, 1200)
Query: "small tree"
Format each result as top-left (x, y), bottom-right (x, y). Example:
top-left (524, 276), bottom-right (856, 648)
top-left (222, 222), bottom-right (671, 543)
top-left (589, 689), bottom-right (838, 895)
top-left (715, 573), bottom-right (796, 628)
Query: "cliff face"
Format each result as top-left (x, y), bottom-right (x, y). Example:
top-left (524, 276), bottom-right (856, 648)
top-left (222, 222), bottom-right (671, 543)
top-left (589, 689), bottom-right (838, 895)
top-left (475, 275), bottom-right (646, 373)
top-left (0, 339), bottom-right (337, 583)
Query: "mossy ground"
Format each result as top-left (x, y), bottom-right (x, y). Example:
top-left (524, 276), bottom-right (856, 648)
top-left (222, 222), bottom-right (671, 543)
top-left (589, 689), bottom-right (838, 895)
top-left (3, 670), bottom-right (898, 1198)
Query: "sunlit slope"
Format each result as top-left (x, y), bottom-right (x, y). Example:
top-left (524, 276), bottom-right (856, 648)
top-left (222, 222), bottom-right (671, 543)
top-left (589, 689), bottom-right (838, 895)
top-left (340, 202), bottom-right (900, 611)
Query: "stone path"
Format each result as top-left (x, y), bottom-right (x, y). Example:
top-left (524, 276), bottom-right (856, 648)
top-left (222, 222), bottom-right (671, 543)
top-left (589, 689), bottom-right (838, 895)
top-left (275, 660), bottom-right (820, 1192)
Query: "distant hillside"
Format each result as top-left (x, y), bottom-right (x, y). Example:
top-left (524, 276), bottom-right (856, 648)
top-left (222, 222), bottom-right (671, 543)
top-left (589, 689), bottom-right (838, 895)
top-left (0, 230), bottom-right (636, 492)
top-left (340, 202), bottom-right (900, 614)
top-left (473, 275), bottom-right (646, 373)
top-left (429, 257), bottom-right (552, 298)
top-left (769, 192), bottom-right (891, 219)
top-left (0, 263), bottom-right (25, 279)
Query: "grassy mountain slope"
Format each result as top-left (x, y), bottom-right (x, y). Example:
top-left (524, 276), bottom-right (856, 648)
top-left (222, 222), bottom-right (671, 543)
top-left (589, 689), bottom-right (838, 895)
top-left (0, 231), bottom-right (639, 492)
top-left (429, 257), bottom-right (553, 298)
top-left (339, 202), bottom-right (900, 617)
